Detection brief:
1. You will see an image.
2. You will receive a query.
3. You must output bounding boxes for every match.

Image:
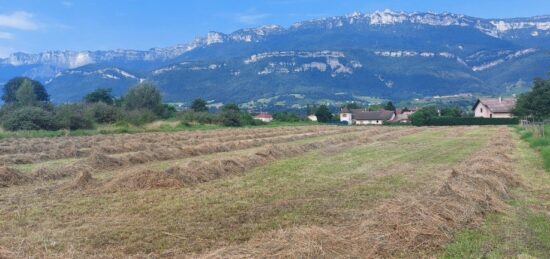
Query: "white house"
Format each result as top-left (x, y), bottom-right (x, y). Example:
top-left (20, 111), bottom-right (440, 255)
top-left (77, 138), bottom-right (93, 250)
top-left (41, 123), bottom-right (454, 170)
top-left (472, 97), bottom-right (516, 118)
top-left (307, 114), bottom-right (318, 122)
top-left (340, 108), bottom-right (396, 125)
top-left (254, 113), bottom-right (273, 122)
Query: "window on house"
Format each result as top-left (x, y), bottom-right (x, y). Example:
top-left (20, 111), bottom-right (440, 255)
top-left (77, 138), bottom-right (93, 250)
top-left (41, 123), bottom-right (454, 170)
top-left (480, 108), bottom-right (483, 113)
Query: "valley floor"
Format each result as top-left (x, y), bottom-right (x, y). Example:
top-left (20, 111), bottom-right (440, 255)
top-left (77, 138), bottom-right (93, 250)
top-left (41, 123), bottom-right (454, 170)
top-left (0, 125), bottom-right (548, 258)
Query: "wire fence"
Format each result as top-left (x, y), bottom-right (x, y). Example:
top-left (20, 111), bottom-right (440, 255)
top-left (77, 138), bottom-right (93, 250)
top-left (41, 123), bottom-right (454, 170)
top-left (520, 118), bottom-right (548, 138)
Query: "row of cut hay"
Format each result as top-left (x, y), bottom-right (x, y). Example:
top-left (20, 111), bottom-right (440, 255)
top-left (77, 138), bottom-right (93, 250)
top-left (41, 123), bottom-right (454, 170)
top-left (0, 125), bottom-right (338, 157)
top-left (0, 127), bottom-right (408, 188)
top-left (0, 164), bottom-right (93, 188)
top-left (0, 126), bottom-right (355, 165)
top-left (0, 166), bottom-right (32, 187)
top-left (85, 126), bottom-right (340, 155)
top-left (103, 128), bottom-right (395, 192)
top-left (1, 128), bottom-right (369, 188)
top-left (84, 128), bottom-right (361, 171)
top-left (198, 128), bottom-right (520, 258)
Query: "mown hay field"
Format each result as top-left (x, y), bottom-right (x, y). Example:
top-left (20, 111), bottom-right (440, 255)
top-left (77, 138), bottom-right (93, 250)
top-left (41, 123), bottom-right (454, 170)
top-left (0, 125), bottom-right (549, 258)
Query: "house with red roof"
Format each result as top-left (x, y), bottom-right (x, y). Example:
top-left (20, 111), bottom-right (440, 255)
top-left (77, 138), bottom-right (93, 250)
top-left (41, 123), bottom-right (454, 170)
top-left (254, 112), bottom-right (273, 123)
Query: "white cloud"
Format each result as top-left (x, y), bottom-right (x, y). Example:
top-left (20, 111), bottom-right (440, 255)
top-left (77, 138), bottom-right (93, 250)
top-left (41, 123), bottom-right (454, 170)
top-left (0, 31), bottom-right (13, 39)
top-left (0, 11), bottom-right (38, 30)
top-left (237, 13), bottom-right (270, 25)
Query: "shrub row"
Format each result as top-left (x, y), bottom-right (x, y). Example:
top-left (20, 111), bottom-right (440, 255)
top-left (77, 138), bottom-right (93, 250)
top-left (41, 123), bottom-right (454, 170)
top-left (423, 117), bottom-right (519, 126)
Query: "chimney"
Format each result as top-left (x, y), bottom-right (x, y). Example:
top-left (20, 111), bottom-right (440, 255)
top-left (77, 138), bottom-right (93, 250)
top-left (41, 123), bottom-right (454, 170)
top-left (499, 96), bottom-right (502, 103)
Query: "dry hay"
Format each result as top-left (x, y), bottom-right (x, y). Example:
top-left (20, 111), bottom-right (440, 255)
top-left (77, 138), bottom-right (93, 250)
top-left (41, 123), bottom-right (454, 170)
top-left (0, 167), bottom-right (32, 187)
top-left (102, 129), bottom-right (393, 192)
top-left (104, 170), bottom-right (184, 191)
top-left (64, 169), bottom-right (97, 190)
top-left (85, 152), bottom-right (125, 169)
top-left (0, 246), bottom-right (14, 259)
top-left (32, 164), bottom-right (91, 181)
top-left (199, 130), bottom-right (520, 258)
top-left (0, 126), bottom-right (358, 168)
top-left (102, 128), bottom-right (355, 171)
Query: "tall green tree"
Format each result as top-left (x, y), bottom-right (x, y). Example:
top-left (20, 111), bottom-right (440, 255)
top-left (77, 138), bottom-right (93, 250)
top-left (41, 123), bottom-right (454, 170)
top-left (514, 75), bottom-right (550, 118)
top-left (84, 88), bottom-right (114, 104)
top-left (221, 103), bottom-right (240, 112)
top-left (191, 98), bottom-right (208, 112)
top-left (15, 80), bottom-right (38, 106)
top-left (123, 82), bottom-right (163, 113)
top-left (440, 107), bottom-right (463, 117)
top-left (220, 103), bottom-right (241, 126)
top-left (384, 101), bottom-right (396, 111)
top-left (2, 77), bottom-right (49, 103)
top-left (315, 105), bottom-right (333, 123)
top-left (410, 106), bottom-right (439, 126)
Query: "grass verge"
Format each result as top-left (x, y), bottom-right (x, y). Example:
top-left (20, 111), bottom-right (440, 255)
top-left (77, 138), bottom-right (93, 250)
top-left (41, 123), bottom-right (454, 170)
top-left (516, 125), bottom-right (550, 171)
top-left (441, 131), bottom-right (550, 258)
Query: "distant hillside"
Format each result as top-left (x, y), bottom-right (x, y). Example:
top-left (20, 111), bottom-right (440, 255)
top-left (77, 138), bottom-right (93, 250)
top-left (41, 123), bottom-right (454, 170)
top-left (2, 10), bottom-right (550, 106)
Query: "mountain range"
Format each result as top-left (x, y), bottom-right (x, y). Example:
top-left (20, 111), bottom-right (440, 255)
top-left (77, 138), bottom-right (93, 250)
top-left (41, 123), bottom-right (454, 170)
top-left (1, 10), bottom-right (549, 107)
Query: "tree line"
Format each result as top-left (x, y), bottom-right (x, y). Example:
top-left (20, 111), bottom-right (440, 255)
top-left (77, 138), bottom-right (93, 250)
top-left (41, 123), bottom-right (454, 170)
top-left (0, 77), bottom-right (318, 132)
top-left (0, 77), bottom-right (177, 131)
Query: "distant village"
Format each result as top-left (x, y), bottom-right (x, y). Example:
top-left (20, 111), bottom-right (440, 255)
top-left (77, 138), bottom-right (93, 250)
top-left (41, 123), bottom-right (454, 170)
top-left (251, 97), bottom-right (517, 125)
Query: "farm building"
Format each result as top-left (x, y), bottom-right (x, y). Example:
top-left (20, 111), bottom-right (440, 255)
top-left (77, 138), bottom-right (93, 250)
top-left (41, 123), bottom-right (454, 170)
top-left (340, 108), bottom-right (396, 125)
top-left (472, 97), bottom-right (517, 118)
top-left (254, 113), bottom-right (273, 122)
top-left (307, 114), bottom-right (318, 121)
top-left (393, 108), bottom-right (417, 123)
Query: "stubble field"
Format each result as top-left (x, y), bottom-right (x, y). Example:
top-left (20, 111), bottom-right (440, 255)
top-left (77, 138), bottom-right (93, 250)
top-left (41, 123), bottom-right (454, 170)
top-left (1, 125), bottom-right (549, 258)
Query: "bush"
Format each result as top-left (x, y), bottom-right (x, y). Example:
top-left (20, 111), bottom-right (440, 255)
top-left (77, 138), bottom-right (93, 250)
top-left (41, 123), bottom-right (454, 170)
top-left (273, 112), bottom-right (302, 122)
top-left (158, 104), bottom-right (177, 119)
top-left (221, 111), bottom-right (241, 127)
top-left (124, 82), bottom-right (163, 114)
top-left (84, 88), bottom-right (114, 104)
top-left (86, 102), bottom-right (122, 123)
top-left (423, 117), bottom-right (519, 126)
top-left (191, 98), bottom-right (208, 112)
top-left (54, 104), bottom-right (95, 130)
top-left (1, 107), bottom-right (57, 131)
top-left (241, 113), bottom-right (266, 126)
top-left (122, 109), bottom-right (158, 126)
top-left (178, 111), bottom-right (219, 124)
top-left (410, 107), bottom-right (439, 126)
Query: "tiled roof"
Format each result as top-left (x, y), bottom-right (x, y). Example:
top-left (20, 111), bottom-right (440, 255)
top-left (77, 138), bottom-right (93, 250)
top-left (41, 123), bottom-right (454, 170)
top-left (474, 98), bottom-right (517, 113)
top-left (353, 110), bottom-right (395, 121)
top-left (254, 113), bottom-right (273, 118)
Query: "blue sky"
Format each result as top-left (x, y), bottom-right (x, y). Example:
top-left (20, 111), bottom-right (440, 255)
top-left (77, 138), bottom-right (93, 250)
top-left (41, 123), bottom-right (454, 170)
top-left (0, 0), bottom-right (549, 57)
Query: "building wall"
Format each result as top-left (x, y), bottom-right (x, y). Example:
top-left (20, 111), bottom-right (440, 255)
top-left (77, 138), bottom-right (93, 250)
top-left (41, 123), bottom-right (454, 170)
top-left (255, 117), bottom-right (273, 122)
top-left (474, 103), bottom-right (513, 118)
top-left (340, 113), bottom-right (352, 124)
top-left (355, 120), bottom-right (384, 125)
top-left (474, 103), bottom-right (492, 118)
